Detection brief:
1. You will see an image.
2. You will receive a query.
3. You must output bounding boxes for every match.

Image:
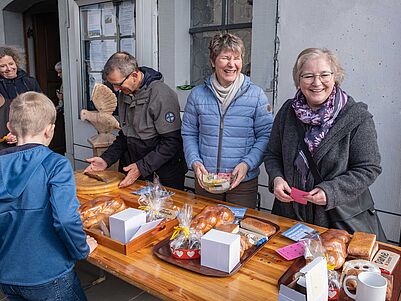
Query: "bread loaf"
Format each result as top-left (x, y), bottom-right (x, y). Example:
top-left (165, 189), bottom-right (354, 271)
top-left (320, 229), bottom-right (351, 269)
top-left (240, 217), bottom-right (276, 237)
top-left (214, 223), bottom-right (239, 234)
top-left (79, 196), bottom-right (126, 230)
top-left (347, 232), bottom-right (376, 258)
top-left (190, 206), bottom-right (235, 234)
top-left (320, 229), bottom-right (351, 245)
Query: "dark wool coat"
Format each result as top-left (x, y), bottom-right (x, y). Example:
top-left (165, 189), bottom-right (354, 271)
top-left (264, 96), bottom-right (383, 234)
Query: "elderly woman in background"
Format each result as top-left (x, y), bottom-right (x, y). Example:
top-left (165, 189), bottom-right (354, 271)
top-left (182, 33), bottom-right (273, 209)
top-left (0, 46), bottom-right (41, 149)
top-left (264, 48), bottom-right (386, 241)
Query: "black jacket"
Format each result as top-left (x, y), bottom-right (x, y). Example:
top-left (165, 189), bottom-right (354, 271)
top-left (0, 69), bottom-right (42, 101)
top-left (0, 69), bottom-right (42, 150)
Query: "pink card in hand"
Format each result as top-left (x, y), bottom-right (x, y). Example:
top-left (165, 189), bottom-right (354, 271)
top-left (290, 187), bottom-right (308, 205)
top-left (276, 242), bottom-right (305, 260)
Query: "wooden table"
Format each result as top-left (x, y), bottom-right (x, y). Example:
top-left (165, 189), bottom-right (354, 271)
top-left (78, 182), bottom-right (400, 301)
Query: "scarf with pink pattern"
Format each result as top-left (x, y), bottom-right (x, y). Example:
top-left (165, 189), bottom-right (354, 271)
top-left (292, 86), bottom-right (348, 154)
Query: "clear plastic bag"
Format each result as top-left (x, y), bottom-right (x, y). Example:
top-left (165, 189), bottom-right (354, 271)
top-left (169, 204), bottom-right (202, 259)
top-left (137, 174), bottom-right (175, 221)
top-left (301, 232), bottom-right (327, 264)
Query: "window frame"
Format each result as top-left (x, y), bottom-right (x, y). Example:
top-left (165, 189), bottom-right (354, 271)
top-left (189, 0), bottom-right (253, 85)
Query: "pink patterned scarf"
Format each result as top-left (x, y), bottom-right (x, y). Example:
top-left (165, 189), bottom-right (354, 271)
top-left (292, 86), bottom-right (348, 153)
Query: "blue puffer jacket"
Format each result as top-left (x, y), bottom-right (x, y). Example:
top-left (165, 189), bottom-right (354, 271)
top-left (0, 144), bottom-right (89, 285)
top-left (182, 75), bottom-right (273, 182)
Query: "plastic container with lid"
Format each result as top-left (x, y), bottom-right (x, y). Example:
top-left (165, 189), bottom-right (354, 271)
top-left (201, 171), bottom-right (232, 194)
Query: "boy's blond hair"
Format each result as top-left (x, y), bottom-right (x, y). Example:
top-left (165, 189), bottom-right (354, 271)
top-left (9, 92), bottom-right (56, 138)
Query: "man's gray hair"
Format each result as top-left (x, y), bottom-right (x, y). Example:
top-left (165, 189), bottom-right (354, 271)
top-left (103, 52), bottom-right (139, 77)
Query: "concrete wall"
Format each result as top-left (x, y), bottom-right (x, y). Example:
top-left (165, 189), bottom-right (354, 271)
top-left (275, 0), bottom-right (401, 242)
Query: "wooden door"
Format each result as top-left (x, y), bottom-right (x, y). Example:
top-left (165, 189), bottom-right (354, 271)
top-left (31, 12), bottom-right (66, 154)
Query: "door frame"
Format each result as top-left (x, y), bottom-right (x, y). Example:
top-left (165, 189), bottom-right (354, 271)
top-left (58, 0), bottom-right (158, 168)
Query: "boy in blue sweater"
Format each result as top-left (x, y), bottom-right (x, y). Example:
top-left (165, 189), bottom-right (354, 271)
top-left (0, 92), bottom-right (97, 300)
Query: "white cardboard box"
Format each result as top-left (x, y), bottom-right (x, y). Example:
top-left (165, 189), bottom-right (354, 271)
top-left (109, 208), bottom-right (146, 243)
top-left (201, 229), bottom-right (240, 273)
top-left (278, 256), bottom-right (327, 301)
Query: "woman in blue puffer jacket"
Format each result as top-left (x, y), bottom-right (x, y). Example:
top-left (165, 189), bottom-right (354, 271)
top-left (182, 33), bottom-right (273, 208)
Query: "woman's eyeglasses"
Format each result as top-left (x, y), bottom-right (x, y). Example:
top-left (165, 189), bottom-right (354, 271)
top-left (300, 72), bottom-right (333, 84)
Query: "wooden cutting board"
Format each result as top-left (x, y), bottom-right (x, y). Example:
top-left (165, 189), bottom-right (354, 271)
top-left (74, 170), bottom-right (125, 194)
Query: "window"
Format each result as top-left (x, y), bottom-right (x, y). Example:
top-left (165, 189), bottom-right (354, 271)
top-left (80, 0), bottom-right (136, 110)
top-left (190, 0), bottom-right (253, 86)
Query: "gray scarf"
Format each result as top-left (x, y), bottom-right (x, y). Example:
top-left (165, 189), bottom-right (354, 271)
top-left (210, 73), bottom-right (244, 114)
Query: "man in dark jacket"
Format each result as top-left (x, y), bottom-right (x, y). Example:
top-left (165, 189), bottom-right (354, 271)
top-left (85, 52), bottom-right (187, 190)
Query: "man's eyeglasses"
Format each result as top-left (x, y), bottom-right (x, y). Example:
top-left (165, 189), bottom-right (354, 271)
top-left (110, 72), bottom-right (133, 87)
top-left (300, 72), bottom-right (333, 84)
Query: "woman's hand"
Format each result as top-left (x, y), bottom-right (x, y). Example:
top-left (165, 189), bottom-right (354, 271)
top-left (230, 162), bottom-right (248, 190)
top-left (306, 187), bottom-right (327, 206)
top-left (84, 157), bottom-right (107, 173)
top-left (192, 161), bottom-right (208, 188)
top-left (273, 177), bottom-right (293, 203)
top-left (119, 163), bottom-right (141, 188)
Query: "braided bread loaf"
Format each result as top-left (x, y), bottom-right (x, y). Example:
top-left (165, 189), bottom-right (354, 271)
top-left (190, 206), bottom-right (235, 234)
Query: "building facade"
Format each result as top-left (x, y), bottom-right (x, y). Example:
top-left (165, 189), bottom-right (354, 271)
top-left (1, 0), bottom-right (400, 244)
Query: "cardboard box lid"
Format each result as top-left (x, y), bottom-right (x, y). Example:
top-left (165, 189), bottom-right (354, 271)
top-left (110, 208), bottom-right (146, 222)
top-left (202, 229), bottom-right (239, 244)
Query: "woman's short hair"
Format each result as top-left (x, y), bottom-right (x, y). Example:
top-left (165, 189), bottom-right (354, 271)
top-left (292, 48), bottom-right (345, 88)
top-left (0, 46), bottom-right (23, 67)
top-left (54, 61), bottom-right (62, 72)
top-left (9, 92), bottom-right (56, 138)
top-left (208, 33), bottom-right (245, 65)
top-left (103, 51), bottom-right (139, 77)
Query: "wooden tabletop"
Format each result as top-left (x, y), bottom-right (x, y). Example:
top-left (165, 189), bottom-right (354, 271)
top-left (78, 182), bottom-right (400, 301)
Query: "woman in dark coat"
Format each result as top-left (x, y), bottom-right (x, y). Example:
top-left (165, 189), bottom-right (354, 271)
top-left (0, 46), bottom-right (41, 149)
top-left (264, 48), bottom-right (386, 241)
